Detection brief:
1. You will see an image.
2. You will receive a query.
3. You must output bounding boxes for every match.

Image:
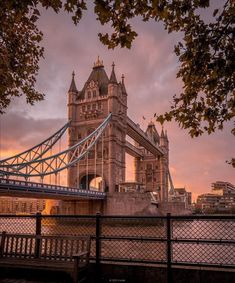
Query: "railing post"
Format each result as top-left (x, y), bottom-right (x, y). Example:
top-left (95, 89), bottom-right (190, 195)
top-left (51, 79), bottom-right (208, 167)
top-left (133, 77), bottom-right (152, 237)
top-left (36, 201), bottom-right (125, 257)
top-left (0, 231), bottom-right (6, 258)
top-left (166, 213), bottom-right (172, 283)
top-left (35, 212), bottom-right (42, 258)
top-left (95, 212), bottom-right (101, 282)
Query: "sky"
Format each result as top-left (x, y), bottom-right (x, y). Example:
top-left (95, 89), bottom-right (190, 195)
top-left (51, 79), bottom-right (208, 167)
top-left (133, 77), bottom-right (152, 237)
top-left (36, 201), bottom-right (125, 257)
top-left (0, 2), bottom-right (234, 202)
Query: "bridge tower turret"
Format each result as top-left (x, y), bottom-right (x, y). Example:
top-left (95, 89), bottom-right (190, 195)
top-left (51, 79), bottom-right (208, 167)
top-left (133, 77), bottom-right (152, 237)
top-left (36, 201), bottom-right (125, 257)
top-left (159, 128), bottom-right (169, 202)
top-left (107, 63), bottom-right (127, 192)
top-left (68, 71), bottom-right (78, 123)
top-left (67, 71), bottom-right (79, 187)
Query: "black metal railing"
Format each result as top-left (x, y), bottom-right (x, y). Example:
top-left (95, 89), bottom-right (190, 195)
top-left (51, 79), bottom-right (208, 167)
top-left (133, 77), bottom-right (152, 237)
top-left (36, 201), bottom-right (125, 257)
top-left (0, 213), bottom-right (234, 282)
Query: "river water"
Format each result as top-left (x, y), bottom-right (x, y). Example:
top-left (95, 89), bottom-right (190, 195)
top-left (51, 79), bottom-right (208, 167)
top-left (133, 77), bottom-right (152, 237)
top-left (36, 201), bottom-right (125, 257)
top-left (0, 217), bottom-right (234, 266)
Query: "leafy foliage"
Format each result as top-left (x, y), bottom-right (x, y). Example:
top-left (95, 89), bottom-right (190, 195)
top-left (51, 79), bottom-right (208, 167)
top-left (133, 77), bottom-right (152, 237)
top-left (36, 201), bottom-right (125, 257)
top-left (93, 0), bottom-right (234, 137)
top-left (0, 0), bottom-right (87, 113)
top-left (0, 0), bottom-right (234, 141)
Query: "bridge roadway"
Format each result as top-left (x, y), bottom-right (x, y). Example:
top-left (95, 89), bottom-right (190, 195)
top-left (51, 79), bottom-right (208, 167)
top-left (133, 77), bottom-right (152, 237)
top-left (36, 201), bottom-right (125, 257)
top-left (0, 178), bottom-right (106, 200)
top-left (126, 117), bottom-right (164, 157)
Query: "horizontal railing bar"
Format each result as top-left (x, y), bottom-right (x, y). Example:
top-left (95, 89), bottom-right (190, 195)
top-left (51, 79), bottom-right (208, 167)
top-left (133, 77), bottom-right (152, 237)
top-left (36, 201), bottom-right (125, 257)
top-left (100, 257), bottom-right (167, 264)
top-left (0, 215), bottom-right (164, 220)
top-left (172, 238), bottom-right (235, 244)
top-left (98, 236), bottom-right (235, 244)
top-left (98, 258), bottom-right (235, 270)
top-left (171, 261), bottom-right (235, 269)
top-left (0, 215), bottom-right (37, 218)
top-left (100, 236), bottom-right (166, 242)
top-left (170, 215), bottom-right (235, 220)
top-left (1, 214), bottom-right (235, 219)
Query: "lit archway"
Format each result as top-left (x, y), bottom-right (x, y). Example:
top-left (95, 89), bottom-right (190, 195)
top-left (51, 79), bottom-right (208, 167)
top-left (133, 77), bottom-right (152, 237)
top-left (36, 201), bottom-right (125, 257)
top-left (80, 174), bottom-right (106, 192)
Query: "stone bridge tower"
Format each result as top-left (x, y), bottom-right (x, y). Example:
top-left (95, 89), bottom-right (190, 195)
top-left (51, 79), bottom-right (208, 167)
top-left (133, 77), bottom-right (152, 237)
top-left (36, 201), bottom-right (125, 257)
top-left (67, 57), bottom-right (127, 193)
top-left (134, 122), bottom-right (169, 203)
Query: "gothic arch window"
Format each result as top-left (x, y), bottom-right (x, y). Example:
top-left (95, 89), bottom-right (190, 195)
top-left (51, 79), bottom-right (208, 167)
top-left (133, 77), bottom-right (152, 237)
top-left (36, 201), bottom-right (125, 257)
top-left (146, 163), bottom-right (153, 170)
top-left (87, 91), bottom-right (91, 99)
top-left (104, 147), bottom-right (109, 159)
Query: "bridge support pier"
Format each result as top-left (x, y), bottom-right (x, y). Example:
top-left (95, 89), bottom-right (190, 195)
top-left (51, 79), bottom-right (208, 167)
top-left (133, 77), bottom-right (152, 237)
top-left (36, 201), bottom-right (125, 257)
top-left (60, 200), bottom-right (104, 215)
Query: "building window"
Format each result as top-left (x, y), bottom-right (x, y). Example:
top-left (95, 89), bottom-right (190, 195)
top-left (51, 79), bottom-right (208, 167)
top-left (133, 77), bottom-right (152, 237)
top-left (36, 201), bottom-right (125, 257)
top-left (93, 90), bottom-right (96, 97)
top-left (146, 163), bottom-right (152, 170)
top-left (88, 150), bottom-right (94, 159)
top-left (92, 104), bottom-right (96, 110)
top-left (98, 103), bottom-right (102, 109)
top-left (87, 104), bottom-right (91, 111)
top-left (88, 91), bottom-right (91, 99)
top-left (147, 175), bottom-right (152, 183)
top-left (82, 105), bottom-right (85, 112)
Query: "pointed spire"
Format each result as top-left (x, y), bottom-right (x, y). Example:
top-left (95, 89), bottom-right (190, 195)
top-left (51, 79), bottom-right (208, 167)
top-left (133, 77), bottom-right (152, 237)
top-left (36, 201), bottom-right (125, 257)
top-left (68, 71), bottom-right (78, 93)
top-left (121, 74), bottom-right (125, 84)
top-left (121, 73), bottom-right (127, 93)
top-left (109, 62), bottom-right (118, 84)
top-left (93, 56), bottom-right (104, 68)
top-left (161, 127), bottom-right (165, 137)
top-left (165, 130), bottom-right (168, 141)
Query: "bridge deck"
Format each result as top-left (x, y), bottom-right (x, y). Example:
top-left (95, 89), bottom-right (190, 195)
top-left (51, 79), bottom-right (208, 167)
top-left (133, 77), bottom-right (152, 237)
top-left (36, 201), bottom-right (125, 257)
top-left (126, 117), bottom-right (164, 156)
top-left (0, 178), bottom-right (106, 200)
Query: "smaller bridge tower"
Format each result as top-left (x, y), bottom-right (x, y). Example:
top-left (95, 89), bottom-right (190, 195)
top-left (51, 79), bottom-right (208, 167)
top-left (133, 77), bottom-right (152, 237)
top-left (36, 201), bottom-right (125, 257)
top-left (134, 122), bottom-right (169, 202)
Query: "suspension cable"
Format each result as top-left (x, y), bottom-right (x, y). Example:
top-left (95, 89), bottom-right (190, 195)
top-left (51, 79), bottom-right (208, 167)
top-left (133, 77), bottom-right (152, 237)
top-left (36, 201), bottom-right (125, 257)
top-left (58, 137), bottom-right (61, 186)
top-left (77, 158), bottom-right (80, 189)
top-left (86, 151), bottom-right (89, 191)
top-left (0, 121), bottom-right (70, 166)
top-left (101, 132), bottom-right (104, 192)
top-left (94, 142), bottom-right (97, 189)
top-left (0, 113), bottom-right (112, 178)
top-left (49, 148), bottom-right (52, 184)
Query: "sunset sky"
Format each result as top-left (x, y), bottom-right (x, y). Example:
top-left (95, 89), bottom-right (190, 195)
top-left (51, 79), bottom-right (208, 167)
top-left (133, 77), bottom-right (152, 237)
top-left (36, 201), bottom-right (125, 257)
top-left (0, 2), bottom-right (234, 201)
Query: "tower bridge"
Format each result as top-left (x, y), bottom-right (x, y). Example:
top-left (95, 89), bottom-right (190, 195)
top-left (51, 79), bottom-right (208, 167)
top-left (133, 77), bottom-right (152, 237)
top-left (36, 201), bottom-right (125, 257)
top-left (0, 57), bottom-right (172, 215)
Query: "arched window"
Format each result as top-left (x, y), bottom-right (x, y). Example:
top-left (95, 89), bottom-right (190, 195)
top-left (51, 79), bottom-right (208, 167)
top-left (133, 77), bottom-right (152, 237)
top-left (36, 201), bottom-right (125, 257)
top-left (87, 91), bottom-right (91, 99)
top-left (146, 163), bottom-right (152, 170)
top-left (93, 90), bottom-right (96, 98)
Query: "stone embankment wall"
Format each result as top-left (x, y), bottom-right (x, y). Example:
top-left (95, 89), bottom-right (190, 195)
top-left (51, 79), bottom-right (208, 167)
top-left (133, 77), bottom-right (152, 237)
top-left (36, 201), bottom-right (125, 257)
top-left (58, 192), bottom-right (191, 215)
top-left (104, 192), bottom-right (159, 215)
top-left (105, 192), bottom-right (191, 215)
